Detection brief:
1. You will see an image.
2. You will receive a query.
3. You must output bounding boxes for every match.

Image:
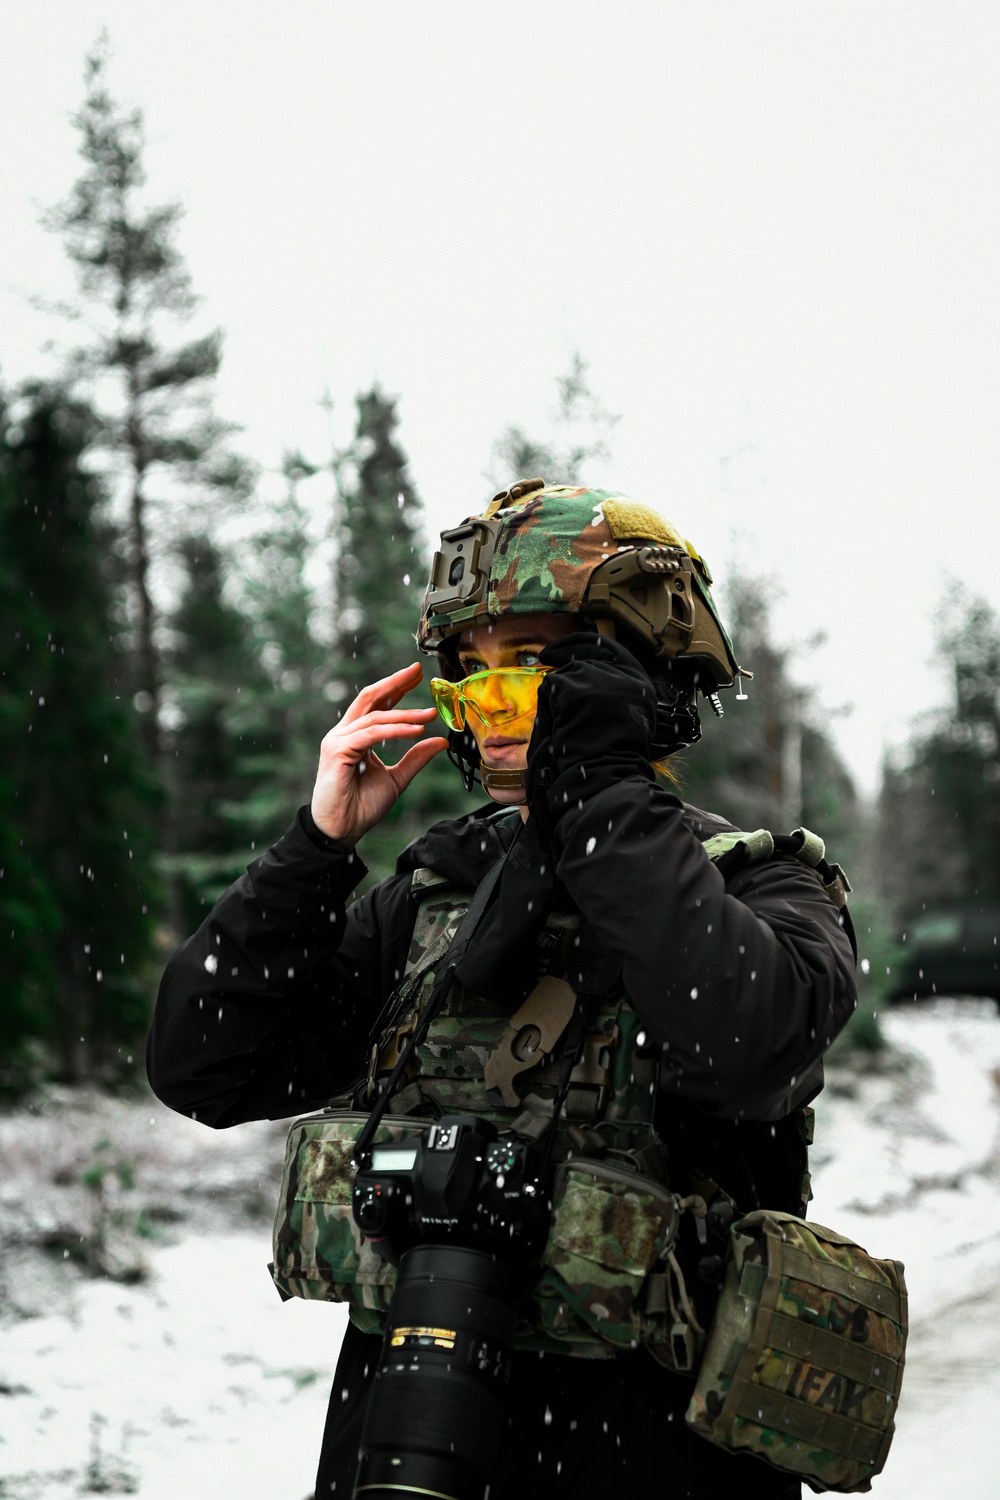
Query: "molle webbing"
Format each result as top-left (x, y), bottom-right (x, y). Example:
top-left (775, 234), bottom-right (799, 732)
top-left (771, 1244), bottom-right (904, 1323)
top-left (759, 1312), bottom-right (899, 1395)
top-left (732, 1387), bottom-right (885, 1467)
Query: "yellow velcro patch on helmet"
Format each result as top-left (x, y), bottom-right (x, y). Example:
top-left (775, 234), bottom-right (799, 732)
top-left (600, 498), bottom-right (687, 548)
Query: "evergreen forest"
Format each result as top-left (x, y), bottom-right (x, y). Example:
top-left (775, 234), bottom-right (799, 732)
top-left (4, 44), bottom-right (997, 1097)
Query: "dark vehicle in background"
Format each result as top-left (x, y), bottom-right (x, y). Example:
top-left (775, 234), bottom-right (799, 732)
top-left (889, 906), bottom-right (1000, 1010)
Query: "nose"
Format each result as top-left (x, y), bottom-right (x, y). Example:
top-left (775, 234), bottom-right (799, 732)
top-left (477, 672), bottom-right (517, 723)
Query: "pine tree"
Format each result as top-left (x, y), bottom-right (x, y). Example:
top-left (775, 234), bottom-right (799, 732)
top-left (878, 587), bottom-right (1000, 918)
top-left (924, 591), bottom-right (1000, 898)
top-left (0, 386), bottom-right (159, 1089)
top-left (162, 535), bottom-right (266, 934)
top-left (42, 35), bottom-right (251, 766)
top-left (487, 353), bottom-right (620, 489)
top-left (333, 387), bottom-right (427, 699)
top-left (0, 453), bottom-right (60, 1085)
top-left (677, 573), bottom-right (857, 854)
top-left (227, 486), bottom-right (340, 851)
top-left (331, 386), bottom-right (467, 881)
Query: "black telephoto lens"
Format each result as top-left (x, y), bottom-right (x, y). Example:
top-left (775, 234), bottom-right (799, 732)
top-left (352, 1244), bottom-right (519, 1500)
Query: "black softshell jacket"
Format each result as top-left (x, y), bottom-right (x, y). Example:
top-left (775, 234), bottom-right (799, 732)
top-left (148, 778), bottom-right (856, 1500)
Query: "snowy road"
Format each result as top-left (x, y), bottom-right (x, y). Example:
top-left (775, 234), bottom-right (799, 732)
top-left (1, 999), bottom-right (999, 1499)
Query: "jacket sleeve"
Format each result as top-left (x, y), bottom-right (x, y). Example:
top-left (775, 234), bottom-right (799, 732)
top-left (146, 810), bottom-right (415, 1128)
top-left (554, 778), bottom-right (857, 1121)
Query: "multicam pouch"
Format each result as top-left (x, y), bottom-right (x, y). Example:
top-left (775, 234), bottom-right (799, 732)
top-left (530, 1156), bottom-right (701, 1368)
top-left (270, 1109), bottom-right (431, 1332)
top-left (686, 1211), bottom-right (907, 1493)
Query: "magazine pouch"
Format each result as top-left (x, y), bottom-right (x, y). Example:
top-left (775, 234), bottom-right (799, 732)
top-left (685, 1211), bottom-right (907, 1493)
top-left (270, 1109), bottom-right (431, 1332)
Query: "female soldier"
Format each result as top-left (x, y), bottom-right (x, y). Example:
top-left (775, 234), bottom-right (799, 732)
top-left (149, 481), bottom-right (857, 1499)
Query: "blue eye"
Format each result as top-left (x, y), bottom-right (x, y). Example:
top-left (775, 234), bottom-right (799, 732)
top-left (517, 650), bottom-right (542, 667)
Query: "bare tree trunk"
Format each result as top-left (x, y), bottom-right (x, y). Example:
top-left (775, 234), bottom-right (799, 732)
top-left (127, 427), bottom-right (160, 766)
top-left (51, 843), bottom-right (91, 1082)
top-left (123, 382), bottom-right (184, 938)
top-left (764, 689), bottom-right (783, 828)
top-left (781, 708), bottom-right (803, 831)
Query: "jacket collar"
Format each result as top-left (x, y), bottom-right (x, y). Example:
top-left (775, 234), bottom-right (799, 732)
top-left (394, 803), bottom-right (521, 890)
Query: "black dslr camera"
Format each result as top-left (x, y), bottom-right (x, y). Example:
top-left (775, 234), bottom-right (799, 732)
top-left (353, 1113), bottom-right (550, 1261)
top-left (350, 1115), bottom-right (552, 1500)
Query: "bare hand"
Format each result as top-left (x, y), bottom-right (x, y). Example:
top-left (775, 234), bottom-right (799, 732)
top-left (310, 663), bottom-right (448, 845)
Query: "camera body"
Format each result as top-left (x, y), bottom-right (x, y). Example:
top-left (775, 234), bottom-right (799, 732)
top-left (352, 1113), bottom-right (550, 1267)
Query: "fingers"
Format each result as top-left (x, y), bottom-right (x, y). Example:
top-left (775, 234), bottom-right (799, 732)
top-left (340, 663), bottom-right (424, 725)
top-left (336, 724), bottom-right (432, 762)
top-left (347, 707), bottom-right (437, 730)
top-left (324, 712), bottom-right (437, 761)
top-left (387, 736), bottom-right (449, 792)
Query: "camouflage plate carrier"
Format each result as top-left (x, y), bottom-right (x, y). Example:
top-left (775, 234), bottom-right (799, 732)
top-left (273, 853), bottom-right (686, 1364)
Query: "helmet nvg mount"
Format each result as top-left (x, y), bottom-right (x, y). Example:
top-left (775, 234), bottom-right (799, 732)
top-left (418, 479), bottom-right (745, 791)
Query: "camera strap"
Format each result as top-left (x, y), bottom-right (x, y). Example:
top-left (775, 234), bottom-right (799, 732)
top-left (535, 995), bottom-right (591, 1179)
top-left (353, 845), bottom-right (511, 1163)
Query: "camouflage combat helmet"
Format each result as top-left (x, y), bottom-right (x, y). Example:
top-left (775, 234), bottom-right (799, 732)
top-left (418, 478), bottom-right (739, 691)
top-left (418, 480), bottom-right (743, 784)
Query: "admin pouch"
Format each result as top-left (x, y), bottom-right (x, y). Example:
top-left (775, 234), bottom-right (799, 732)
top-left (270, 1110), bottom-right (432, 1332)
top-left (526, 1154), bottom-right (693, 1360)
top-left (685, 1210), bottom-right (907, 1493)
top-left (270, 1108), bottom-right (702, 1358)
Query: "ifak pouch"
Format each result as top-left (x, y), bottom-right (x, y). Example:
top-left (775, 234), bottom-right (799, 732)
top-left (685, 1210), bottom-right (907, 1493)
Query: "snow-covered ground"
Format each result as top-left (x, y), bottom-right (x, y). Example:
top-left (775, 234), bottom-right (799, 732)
top-left (812, 1000), bottom-right (1000, 1499)
top-left (0, 1100), bottom-right (343, 1499)
top-left (2, 998), bottom-right (999, 1499)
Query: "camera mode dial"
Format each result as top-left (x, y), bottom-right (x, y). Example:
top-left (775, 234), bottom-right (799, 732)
top-left (485, 1143), bottom-right (519, 1176)
top-left (354, 1181), bottom-right (388, 1235)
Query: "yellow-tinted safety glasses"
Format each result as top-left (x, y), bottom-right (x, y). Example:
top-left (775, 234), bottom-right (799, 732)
top-left (429, 666), bottom-right (554, 733)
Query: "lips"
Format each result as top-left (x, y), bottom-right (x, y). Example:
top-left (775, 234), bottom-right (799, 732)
top-left (482, 737), bottom-right (526, 760)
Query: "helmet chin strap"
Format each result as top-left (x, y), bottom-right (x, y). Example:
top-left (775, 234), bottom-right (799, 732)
top-left (480, 763), bottom-right (527, 801)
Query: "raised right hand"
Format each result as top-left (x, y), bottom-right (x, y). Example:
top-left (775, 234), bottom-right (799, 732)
top-left (310, 663), bottom-right (448, 846)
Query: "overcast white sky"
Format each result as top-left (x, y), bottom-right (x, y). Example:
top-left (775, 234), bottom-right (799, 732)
top-left (4, 3), bottom-right (999, 794)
